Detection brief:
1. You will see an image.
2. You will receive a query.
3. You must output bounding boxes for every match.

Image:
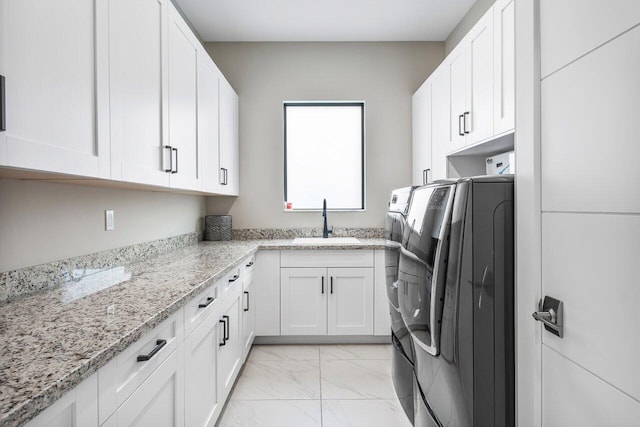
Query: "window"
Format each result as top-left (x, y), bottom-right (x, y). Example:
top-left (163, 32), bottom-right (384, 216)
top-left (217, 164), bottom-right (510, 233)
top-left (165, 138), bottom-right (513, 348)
top-left (284, 102), bottom-right (365, 211)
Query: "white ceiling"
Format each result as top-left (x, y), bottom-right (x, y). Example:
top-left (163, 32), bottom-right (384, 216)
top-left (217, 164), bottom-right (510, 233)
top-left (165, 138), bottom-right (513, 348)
top-left (174, 0), bottom-right (476, 42)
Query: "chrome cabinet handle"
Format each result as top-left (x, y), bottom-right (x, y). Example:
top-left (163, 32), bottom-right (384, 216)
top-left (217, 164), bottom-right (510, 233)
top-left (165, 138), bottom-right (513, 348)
top-left (532, 297), bottom-right (564, 338)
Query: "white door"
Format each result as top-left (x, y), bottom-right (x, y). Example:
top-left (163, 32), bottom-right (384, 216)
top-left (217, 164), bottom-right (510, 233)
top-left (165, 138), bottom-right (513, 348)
top-left (108, 0), bottom-right (169, 187)
top-left (327, 268), bottom-right (374, 335)
top-left (517, 3), bottom-right (640, 426)
top-left (218, 77), bottom-right (239, 195)
top-left (466, 10), bottom-right (494, 145)
top-left (109, 349), bottom-right (185, 427)
top-left (185, 313), bottom-right (221, 427)
top-left (280, 268), bottom-right (327, 335)
top-left (430, 68), bottom-right (450, 180)
top-left (0, 0), bottom-right (109, 178)
top-left (447, 44), bottom-right (466, 153)
top-left (198, 53), bottom-right (222, 194)
top-left (493, 0), bottom-right (515, 135)
top-left (412, 81), bottom-right (432, 186)
top-left (217, 297), bottom-right (242, 400)
top-left (167, 5), bottom-right (199, 191)
top-left (242, 268), bottom-right (256, 362)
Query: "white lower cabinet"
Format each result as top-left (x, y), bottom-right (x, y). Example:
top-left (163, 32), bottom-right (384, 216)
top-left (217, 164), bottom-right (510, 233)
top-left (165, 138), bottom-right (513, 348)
top-left (241, 266), bottom-right (256, 362)
top-left (184, 310), bottom-right (222, 427)
top-left (217, 290), bottom-right (243, 401)
top-left (280, 266), bottom-right (374, 336)
top-left (327, 268), bottom-right (374, 335)
top-left (26, 373), bottom-right (98, 427)
top-left (103, 348), bottom-right (185, 427)
top-left (253, 251), bottom-right (281, 336)
top-left (281, 267), bottom-right (328, 335)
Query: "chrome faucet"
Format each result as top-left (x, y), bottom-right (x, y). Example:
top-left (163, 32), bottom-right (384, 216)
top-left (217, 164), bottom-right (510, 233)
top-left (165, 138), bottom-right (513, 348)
top-left (322, 198), bottom-right (333, 238)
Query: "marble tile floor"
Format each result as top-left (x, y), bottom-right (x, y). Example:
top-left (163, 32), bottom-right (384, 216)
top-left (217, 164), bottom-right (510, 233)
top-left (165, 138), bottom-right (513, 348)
top-left (217, 344), bottom-right (412, 427)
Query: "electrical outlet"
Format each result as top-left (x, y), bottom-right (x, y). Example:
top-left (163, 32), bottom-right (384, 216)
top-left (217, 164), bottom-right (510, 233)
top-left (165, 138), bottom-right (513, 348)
top-left (105, 210), bottom-right (115, 231)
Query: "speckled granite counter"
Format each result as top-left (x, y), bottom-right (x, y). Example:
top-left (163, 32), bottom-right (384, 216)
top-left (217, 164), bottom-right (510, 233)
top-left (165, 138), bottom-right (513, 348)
top-left (0, 238), bottom-right (385, 426)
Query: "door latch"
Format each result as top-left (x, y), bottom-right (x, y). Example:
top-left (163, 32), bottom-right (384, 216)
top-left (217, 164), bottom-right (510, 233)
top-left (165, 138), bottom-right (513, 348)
top-left (532, 296), bottom-right (564, 338)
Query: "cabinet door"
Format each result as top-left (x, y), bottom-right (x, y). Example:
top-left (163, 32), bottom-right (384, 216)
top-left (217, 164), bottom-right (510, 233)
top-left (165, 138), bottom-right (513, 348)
top-left (242, 268), bottom-right (256, 362)
top-left (447, 44), bottom-right (467, 152)
top-left (280, 268), bottom-right (327, 335)
top-left (199, 53), bottom-right (222, 194)
top-left (254, 251), bottom-right (281, 336)
top-left (327, 268), bottom-right (374, 335)
top-left (217, 296), bottom-right (242, 400)
top-left (218, 77), bottom-right (239, 195)
top-left (493, 0), bottom-right (515, 135)
top-left (108, 0), bottom-right (169, 187)
top-left (412, 81), bottom-right (432, 186)
top-left (167, 5), bottom-right (199, 191)
top-left (466, 10), bottom-right (494, 144)
top-left (430, 68), bottom-right (450, 181)
top-left (185, 312), bottom-right (221, 427)
top-left (112, 348), bottom-right (185, 427)
top-left (25, 374), bottom-right (98, 427)
top-left (0, 0), bottom-right (108, 178)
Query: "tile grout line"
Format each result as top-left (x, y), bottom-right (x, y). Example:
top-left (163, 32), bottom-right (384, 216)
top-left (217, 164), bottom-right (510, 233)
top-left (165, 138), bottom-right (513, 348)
top-left (318, 346), bottom-right (324, 427)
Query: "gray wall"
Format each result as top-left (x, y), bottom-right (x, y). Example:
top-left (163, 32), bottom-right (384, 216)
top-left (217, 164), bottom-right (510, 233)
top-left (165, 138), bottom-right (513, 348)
top-left (205, 42), bottom-right (444, 229)
top-left (0, 179), bottom-right (205, 272)
top-left (445, 0), bottom-right (496, 55)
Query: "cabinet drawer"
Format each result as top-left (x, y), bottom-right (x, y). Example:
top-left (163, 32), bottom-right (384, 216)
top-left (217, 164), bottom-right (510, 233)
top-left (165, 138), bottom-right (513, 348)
top-left (280, 250), bottom-right (374, 268)
top-left (98, 309), bottom-right (184, 425)
top-left (220, 266), bottom-right (242, 301)
top-left (184, 281), bottom-right (220, 336)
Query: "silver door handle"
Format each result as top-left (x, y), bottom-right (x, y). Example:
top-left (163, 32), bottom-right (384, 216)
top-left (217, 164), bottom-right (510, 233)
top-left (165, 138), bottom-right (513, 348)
top-left (532, 297), bottom-right (563, 338)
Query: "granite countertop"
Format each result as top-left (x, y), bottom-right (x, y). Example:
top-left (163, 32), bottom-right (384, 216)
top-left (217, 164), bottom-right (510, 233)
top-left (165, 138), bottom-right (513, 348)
top-left (0, 238), bottom-right (384, 427)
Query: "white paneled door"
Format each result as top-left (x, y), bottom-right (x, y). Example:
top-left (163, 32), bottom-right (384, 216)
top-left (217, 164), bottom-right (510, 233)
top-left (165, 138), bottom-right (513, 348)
top-left (327, 268), bottom-right (374, 335)
top-left (518, 3), bottom-right (640, 426)
top-left (280, 268), bottom-right (327, 335)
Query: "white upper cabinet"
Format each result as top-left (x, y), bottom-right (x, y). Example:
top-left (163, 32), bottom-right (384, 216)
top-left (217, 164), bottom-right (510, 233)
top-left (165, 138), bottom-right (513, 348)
top-left (412, 80), bottom-right (432, 186)
top-left (493, 0), bottom-right (515, 135)
top-left (0, 0), bottom-right (238, 196)
top-left (430, 67), bottom-right (450, 181)
top-left (447, 43), bottom-right (467, 153)
top-left (107, 0), bottom-right (169, 187)
top-left (218, 77), bottom-right (239, 195)
top-left (199, 53), bottom-right (222, 194)
top-left (0, 0), bottom-right (109, 178)
top-left (466, 10), bottom-right (494, 144)
top-left (167, 4), bottom-right (200, 191)
top-left (414, 0), bottom-right (513, 170)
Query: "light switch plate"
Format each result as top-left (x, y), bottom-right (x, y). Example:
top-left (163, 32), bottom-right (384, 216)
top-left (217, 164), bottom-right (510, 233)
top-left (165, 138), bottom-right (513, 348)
top-left (105, 210), bottom-right (115, 231)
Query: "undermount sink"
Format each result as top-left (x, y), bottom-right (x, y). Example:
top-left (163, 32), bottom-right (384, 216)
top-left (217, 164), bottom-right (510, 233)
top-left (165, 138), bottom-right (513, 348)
top-left (292, 237), bottom-right (361, 245)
